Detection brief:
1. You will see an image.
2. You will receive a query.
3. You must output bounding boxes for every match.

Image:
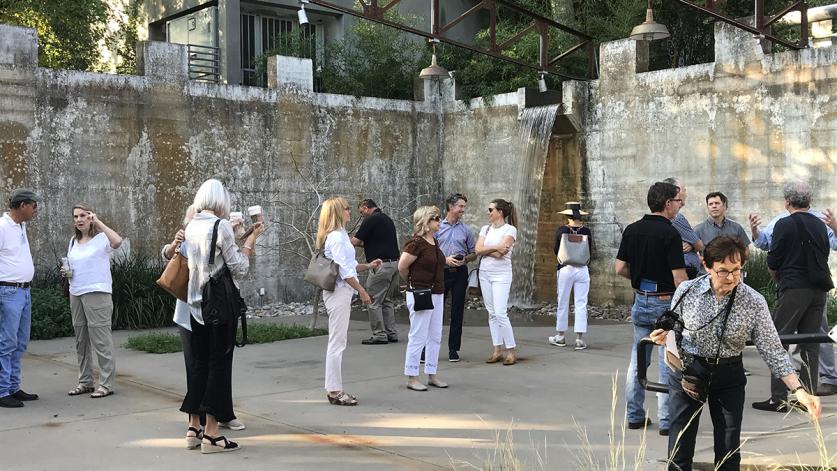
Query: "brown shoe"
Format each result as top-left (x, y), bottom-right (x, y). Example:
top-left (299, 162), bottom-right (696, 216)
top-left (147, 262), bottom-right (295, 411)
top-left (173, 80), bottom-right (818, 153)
top-left (503, 350), bottom-right (516, 365)
top-left (486, 353), bottom-right (503, 364)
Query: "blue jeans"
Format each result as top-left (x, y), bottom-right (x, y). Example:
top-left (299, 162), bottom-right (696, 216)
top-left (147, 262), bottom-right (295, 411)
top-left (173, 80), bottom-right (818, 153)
top-left (0, 286), bottom-right (31, 397)
top-left (625, 294), bottom-right (670, 428)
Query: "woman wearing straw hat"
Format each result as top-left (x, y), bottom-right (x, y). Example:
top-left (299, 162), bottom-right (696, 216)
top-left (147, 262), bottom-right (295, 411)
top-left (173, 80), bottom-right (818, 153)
top-left (548, 202), bottom-right (593, 350)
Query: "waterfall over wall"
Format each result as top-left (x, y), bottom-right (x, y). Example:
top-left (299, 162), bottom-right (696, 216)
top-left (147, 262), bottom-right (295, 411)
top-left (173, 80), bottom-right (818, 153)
top-left (509, 105), bottom-right (559, 307)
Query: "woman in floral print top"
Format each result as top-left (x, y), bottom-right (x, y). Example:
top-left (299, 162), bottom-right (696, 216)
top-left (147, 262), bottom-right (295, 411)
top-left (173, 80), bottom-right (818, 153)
top-left (650, 235), bottom-right (820, 471)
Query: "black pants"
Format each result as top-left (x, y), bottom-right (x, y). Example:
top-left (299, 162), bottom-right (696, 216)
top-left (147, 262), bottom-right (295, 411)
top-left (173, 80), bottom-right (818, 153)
top-left (179, 315), bottom-right (235, 423)
top-left (444, 266), bottom-right (468, 353)
top-left (667, 361), bottom-right (746, 471)
top-left (771, 288), bottom-right (825, 401)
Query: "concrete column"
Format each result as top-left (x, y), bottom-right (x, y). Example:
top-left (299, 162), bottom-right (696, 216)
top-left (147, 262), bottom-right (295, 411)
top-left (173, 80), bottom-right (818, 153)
top-left (599, 39), bottom-right (649, 79)
top-left (136, 41), bottom-right (189, 83)
top-left (219, 0), bottom-right (242, 85)
top-left (0, 25), bottom-right (38, 69)
top-left (267, 55), bottom-right (314, 91)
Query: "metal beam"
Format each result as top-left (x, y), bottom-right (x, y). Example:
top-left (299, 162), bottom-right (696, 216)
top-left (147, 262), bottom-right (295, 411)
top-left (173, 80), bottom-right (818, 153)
top-left (306, 0), bottom-right (596, 80)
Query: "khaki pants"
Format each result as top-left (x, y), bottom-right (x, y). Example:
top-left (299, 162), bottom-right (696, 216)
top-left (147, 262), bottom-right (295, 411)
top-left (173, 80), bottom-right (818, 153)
top-left (70, 292), bottom-right (116, 391)
top-left (365, 261), bottom-right (399, 341)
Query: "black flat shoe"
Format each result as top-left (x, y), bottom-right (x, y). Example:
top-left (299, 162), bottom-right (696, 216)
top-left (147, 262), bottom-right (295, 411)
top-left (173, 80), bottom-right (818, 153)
top-left (627, 417), bottom-right (652, 430)
top-left (0, 395), bottom-right (23, 408)
top-left (12, 390), bottom-right (38, 401)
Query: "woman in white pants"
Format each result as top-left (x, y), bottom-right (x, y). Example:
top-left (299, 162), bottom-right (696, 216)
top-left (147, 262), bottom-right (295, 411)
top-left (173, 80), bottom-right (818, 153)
top-left (476, 199), bottom-right (518, 365)
top-left (399, 206), bottom-right (447, 391)
top-left (317, 197), bottom-right (380, 406)
top-left (548, 202), bottom-right (592, 350)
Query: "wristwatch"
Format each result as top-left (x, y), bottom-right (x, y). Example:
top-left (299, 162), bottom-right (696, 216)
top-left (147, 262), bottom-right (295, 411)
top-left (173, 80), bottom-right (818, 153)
top-left (790, 386), bottom-right (806, 395)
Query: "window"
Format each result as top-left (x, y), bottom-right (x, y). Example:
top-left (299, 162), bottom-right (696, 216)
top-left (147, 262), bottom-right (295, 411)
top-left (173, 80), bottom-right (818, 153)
top-left (241, 13), bottom-right (323, 87)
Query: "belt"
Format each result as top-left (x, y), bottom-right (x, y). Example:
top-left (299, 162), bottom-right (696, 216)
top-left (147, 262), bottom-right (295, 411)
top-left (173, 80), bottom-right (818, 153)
top-left (445, 266), bottom-right (467, 272)
top-left (379, 259), bottom-right (399, 263)
top-left (695, 355), bottom-right (742, 366)
top-left (0, 281), bottom-right (30, 288)
top-left (635, 290), bottom-right (673, 300)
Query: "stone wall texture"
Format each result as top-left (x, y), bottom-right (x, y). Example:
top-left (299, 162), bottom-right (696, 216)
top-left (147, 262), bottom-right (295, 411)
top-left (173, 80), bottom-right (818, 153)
top-left (2, 22), bottom-right (837, 306)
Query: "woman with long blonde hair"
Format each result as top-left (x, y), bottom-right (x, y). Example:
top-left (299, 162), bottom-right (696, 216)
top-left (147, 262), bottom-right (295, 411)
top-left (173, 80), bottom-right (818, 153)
top-left (398, 206), bottom-right (447, 391)
top-left (317, 197), bottom-right (380, 406)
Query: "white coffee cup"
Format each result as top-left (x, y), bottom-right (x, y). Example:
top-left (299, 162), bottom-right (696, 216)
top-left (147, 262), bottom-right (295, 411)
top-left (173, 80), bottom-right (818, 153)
top-left (230, 211), bottom-right (245, 238)
top-left (248, 205), bottom-right (264, 224)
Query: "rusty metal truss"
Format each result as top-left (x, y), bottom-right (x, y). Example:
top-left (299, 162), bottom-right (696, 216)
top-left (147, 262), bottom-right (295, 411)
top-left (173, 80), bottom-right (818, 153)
top-left (672, 0), bottom-right (809, 50)
top-left (305, 0), bottom-right (597, 81)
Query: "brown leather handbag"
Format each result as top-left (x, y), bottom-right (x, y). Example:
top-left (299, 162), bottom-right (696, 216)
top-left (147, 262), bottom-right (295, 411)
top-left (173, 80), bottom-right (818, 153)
top-left (157, 245), bottom-right (189, 302)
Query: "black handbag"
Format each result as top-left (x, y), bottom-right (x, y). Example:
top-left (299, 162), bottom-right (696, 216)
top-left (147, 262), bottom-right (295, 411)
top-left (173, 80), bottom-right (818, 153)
top-left (408, 238), bottom-right (440, 312)
top-left (201, 219), bottom-right (248, 347)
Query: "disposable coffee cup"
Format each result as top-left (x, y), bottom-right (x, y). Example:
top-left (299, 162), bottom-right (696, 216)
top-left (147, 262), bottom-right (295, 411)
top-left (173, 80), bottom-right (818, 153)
top-left (61, 257), bottom-right (73, 278)
top-left (248, 205), bottom-right (264, 224)
top-left (230, 211), bottom-right (245, 239)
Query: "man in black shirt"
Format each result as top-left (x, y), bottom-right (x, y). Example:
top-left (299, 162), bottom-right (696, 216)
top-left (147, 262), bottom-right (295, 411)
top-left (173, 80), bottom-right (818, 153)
top-left (352, 199), bottom-right (401, 344)
top-left (615, 182), bottom-right (688, 436)
top-left (753, 181), bottom-right (834, 412)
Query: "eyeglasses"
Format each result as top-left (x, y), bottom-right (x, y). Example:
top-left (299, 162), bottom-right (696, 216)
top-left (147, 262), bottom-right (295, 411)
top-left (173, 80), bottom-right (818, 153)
top-left (487, 208), bottom-right (496, 213)
top-left (668, 198), bottom-right (683, 204)
top-left (713, 268), bottom-right (744, 279)
top-left (430, 216), bottom-right (441, 221)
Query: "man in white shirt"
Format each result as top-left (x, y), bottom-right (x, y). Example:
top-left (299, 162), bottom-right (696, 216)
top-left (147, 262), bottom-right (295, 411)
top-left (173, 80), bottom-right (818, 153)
top-left (0, 189), bottom-right (41, 408)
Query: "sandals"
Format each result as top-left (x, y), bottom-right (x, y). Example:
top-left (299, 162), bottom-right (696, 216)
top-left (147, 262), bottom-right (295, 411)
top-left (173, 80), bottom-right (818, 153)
top-left (68, 385), bottom-right (95, 396)
top-left (486, 353), bottom-right (504, 364)
top-left (186, 426), bottom-right (204, 449)
top-left (201, 435), bottom-right (240, 454)
top-left (90, 386), bottom-right (114, 398)
top-left (327, 391), bottom-right (358, 406)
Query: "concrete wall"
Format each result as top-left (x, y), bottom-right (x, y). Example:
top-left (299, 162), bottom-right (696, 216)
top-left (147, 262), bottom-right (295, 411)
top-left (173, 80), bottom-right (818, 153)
top-left (0, 25), bottom-right (442, 303)
top-left (584, 22), bottom-right (837, 304)
top-left (4, 20), bottom-right (837, 307)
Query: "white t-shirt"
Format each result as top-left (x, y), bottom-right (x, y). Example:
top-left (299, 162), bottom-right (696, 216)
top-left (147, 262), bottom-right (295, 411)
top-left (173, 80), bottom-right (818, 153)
top-left (479, 224), bottom-right (517, 273)
top-left (0, 213), bottom-right (34, 282)
top-left (68, 233), bottom-right (114, 296)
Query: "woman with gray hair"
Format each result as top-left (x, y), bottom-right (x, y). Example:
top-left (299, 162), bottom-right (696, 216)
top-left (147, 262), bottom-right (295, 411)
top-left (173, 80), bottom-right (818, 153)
top-left (179, 179), bottom-right (264, 453)
top-left (399, 206), bottom-right (447, 391)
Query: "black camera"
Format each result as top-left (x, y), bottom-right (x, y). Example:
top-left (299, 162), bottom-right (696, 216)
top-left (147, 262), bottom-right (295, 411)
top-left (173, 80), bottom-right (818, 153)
top-left (654, 309), bottom-right (683, 332)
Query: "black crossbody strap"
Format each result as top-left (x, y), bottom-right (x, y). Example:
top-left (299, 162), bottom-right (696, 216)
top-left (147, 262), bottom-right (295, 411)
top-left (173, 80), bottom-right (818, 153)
top-left (712, 285), bottom-right (738, 364)
top-left (208, 219), bottom-right (221, 267)
top-left (671, 275), bottom-right (707, 314)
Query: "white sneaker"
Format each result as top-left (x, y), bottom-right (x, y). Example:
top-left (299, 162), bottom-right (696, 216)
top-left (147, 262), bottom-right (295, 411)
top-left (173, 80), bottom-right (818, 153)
top-left (575, 339), bottom-right (587, 350)
top-left (548, 335), bottom-right (566, 347)
top-left (219, 419), bottom-right (246, 431)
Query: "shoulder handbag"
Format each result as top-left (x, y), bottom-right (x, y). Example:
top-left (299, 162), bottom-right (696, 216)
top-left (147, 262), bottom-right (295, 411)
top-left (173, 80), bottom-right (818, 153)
top-left (201, 219), bottom-right (248, 347)
top-left (156, 241), bottom-right (189, 302)
top-left (556, 226), bottom-right (590, 267)
top-left (409, 238), bottom-right (440, 311)
top-left (303, 250), bottom-right (339, 291)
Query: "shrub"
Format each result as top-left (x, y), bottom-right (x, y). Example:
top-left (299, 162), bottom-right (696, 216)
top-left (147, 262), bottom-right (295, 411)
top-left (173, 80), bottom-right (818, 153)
top-left (125, 332), bottom-right (182, 354)
top-left (125, 323), bottom-right (329, 353)
top-left (29, 287), bottom-right (73, 340)
top-left (110, 252), bottom-right (174, 330)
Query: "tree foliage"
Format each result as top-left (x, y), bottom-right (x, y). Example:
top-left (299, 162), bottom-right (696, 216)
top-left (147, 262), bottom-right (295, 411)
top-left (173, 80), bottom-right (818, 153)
top-left (0, 0), bottom-right (108, 71)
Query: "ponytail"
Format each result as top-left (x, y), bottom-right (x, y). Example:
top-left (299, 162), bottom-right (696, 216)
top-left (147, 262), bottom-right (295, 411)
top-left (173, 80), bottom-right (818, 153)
top-left (491, 198), bottom-right (517, 227)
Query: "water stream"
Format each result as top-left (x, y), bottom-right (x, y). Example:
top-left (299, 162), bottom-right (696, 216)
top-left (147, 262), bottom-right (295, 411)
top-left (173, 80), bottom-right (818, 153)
top-left (509, 105), bottom-right (559, 307)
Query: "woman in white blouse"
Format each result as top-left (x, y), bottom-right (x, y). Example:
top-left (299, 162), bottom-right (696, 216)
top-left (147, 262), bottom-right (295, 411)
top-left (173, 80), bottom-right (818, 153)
top-left (180, 179), bottom-right (263, 453)
top-left (316, 197), bottom-right (380, 406)
top-left (64, 204), bottom-right (122, 399)
top-left (476, 199), bottom-right (519, 365)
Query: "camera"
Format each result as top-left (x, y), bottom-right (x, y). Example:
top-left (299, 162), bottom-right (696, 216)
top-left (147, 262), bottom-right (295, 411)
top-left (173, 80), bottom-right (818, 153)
top-left (654, 309), bottom-right (682, 332)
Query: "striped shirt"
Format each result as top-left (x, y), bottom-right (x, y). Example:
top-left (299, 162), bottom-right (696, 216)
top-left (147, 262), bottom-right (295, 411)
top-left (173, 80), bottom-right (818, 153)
top-left (672, 212), bottom-right (701, 269)
top-left (436, 218), bottom-right (475, 258)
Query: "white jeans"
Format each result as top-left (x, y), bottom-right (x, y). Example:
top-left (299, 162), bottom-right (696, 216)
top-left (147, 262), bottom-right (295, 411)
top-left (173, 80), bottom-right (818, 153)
top-left (323, 285), bottom-right (353, 392)
top-left (555, 265), bottom-right (590, 334)
top-left (479, 270), bottom-right (516, 349)
top-left (404, 292), bottom-right (444, 376)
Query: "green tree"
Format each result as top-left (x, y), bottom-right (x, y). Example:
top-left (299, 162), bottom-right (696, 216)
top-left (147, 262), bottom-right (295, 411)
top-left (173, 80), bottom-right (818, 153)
top-left (0, 0), bottom-right (108, 71)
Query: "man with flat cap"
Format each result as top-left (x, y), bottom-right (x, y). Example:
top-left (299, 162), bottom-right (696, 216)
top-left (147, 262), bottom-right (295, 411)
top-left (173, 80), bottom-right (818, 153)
top-left (0, 188), bottom-right (41, 408)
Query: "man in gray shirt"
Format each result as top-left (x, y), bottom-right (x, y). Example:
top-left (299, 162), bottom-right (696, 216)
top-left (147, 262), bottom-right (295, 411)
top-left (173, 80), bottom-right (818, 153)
top-left (694, 192), bottom-right (750, 247)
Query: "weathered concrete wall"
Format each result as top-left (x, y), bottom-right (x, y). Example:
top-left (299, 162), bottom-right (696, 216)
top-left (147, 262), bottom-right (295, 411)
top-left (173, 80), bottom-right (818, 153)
top-left (0, 25), bottom-right (441, 303)
top-left (585, 22), bottom-right (837, 304)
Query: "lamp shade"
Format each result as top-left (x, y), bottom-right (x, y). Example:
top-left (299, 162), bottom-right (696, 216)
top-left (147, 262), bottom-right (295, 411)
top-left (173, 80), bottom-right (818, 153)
top-left (630, 8), bottom-right (670, 41)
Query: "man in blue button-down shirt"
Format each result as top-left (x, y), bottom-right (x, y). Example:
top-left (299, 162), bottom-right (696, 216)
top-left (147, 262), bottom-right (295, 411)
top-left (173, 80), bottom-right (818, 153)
top-left (435, 194), bottom-right (476, 362)
top-left (748, 187), bottom-right (837, 397)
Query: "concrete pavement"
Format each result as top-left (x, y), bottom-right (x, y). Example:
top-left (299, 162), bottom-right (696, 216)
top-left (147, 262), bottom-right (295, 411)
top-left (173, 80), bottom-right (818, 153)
top-left (4, 310), bottom-right (835, 470)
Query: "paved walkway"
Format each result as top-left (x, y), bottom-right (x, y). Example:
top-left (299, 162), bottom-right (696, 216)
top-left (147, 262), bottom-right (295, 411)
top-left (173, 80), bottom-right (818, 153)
top-left (4, 312), bottom-right (835, 470)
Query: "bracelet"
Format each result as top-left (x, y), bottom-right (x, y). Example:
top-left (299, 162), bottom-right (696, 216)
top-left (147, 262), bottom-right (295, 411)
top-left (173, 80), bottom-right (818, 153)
top-left (790, 386), bottom-right (806, 395)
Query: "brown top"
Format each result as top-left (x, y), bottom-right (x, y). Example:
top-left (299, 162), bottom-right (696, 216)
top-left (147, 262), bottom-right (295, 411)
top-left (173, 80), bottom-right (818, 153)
top-left (403, 236), bottom-right (445, 294)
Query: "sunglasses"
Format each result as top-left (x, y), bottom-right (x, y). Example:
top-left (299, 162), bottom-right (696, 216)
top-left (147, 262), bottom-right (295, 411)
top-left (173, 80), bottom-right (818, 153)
top-left (430, 216), bottom-right (441, 221)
